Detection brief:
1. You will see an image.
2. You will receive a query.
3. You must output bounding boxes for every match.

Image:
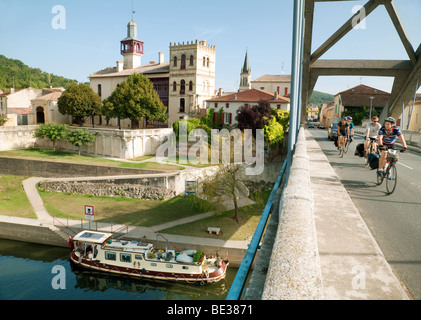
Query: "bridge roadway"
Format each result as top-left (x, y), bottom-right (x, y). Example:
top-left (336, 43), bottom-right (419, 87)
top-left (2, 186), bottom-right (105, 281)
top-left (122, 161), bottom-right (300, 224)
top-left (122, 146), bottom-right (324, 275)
top-left (248, 127), bottom-right (411, 300)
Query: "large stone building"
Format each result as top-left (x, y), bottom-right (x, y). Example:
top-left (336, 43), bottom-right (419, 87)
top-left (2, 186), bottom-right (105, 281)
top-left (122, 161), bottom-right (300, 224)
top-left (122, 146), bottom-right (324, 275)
top-left (89, 20), bottom-right (216, 128)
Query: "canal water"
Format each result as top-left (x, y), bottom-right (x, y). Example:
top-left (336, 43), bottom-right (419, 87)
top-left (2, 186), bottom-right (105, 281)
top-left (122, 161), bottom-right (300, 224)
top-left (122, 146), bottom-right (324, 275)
top-left (0, 239), bottom-right (237, 300)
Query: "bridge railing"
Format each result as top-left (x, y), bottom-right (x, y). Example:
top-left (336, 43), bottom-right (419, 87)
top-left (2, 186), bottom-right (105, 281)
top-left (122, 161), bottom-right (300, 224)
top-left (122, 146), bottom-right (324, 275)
top-left (226, 160), bottom-right (288, 300)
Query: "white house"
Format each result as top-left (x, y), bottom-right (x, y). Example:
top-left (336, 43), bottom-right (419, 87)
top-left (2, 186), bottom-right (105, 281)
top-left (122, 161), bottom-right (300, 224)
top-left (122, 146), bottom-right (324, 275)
top-left (205, 88), bottom-right (290, 125)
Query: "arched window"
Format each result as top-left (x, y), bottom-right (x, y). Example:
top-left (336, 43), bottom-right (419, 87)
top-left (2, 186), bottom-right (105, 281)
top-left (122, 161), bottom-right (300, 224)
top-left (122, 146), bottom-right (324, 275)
top-left (203, 57), bottom-right (206, 67)
top-left (181, 54), bottom-right (186, 70)
top-left (179, 98), bottom-right (185, 113)
top-left (173, 81), bottom-right (177, 91)
top-left (180, 80), bottom-right (185, 95)
top-left (190, 55), bottom-right (194, 66)
top-left (207, 57), bottom-right (210, 67)
top-left (189, 81), bottom-right (193, 91)
top-left (173, 56), bottom-right (177, 67)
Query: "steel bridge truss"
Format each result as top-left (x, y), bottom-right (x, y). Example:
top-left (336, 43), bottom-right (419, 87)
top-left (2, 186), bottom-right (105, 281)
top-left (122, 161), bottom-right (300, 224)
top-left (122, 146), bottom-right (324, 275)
top-left (301, 0), bottom-right (421, 123)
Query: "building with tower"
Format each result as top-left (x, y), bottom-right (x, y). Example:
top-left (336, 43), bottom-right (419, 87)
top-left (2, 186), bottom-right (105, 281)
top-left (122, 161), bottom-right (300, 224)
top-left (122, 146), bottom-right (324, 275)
top-left (89, 19), bottom-right (216, 128)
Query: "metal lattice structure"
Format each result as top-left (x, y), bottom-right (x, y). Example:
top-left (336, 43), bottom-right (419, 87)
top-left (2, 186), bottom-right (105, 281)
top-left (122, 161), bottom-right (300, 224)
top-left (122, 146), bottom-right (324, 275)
top-left (301, 0), bottom-right (421, 123)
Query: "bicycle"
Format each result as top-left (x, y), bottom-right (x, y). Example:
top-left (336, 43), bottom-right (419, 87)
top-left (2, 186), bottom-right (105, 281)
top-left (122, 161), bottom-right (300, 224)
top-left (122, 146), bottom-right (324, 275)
top-left (338, 135), bottom-right (347, 158)
top-left (344, 135), bottom-right (353, 154)
top-left (376, 148), bottom-right (406, 195)
top-left (364, 137), bottom-right (378, 166)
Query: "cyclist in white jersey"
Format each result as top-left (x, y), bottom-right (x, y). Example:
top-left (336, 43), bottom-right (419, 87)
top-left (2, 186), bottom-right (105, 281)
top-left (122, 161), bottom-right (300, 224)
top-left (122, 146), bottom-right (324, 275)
top-left (364, 116), bottom-right (382, 156)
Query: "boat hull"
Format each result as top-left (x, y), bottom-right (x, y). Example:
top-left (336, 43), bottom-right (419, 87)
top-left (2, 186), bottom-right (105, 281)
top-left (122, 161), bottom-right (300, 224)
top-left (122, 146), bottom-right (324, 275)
top-left (70, 252), bottom-right (228, 284)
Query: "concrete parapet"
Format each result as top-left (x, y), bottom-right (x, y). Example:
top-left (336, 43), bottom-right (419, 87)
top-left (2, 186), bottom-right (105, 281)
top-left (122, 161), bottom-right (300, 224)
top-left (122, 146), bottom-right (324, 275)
top-left (262, 127), bottom-right (323, 300)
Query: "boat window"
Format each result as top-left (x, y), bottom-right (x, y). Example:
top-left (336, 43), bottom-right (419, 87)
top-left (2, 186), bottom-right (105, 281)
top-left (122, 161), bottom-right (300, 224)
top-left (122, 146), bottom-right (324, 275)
top-left (135, 255), bottom-right (143, 260)
top-left (105, 251), bottom-right (116, 261)
top-left (182, 266), bottom-right (189, 270)
top-left (93, 245), bottom-right (98, 259)
top-left (166, 264), bottom-right (173, 269)
top-left (120, 253), bottom-right (132, 263)
top-left (150, 263), bottom-right (157, 267)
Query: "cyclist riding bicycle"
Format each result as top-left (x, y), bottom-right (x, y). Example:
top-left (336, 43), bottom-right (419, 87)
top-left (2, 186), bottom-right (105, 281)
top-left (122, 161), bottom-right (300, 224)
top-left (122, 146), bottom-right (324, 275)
top-left (337, 117), bottom-right (350, 150)
top-left (377, 117), bottom-right (408, 176)
top-left (364, 116), bottom-right (382, 156)
top-left (346, 116), bottom-right (354, 141)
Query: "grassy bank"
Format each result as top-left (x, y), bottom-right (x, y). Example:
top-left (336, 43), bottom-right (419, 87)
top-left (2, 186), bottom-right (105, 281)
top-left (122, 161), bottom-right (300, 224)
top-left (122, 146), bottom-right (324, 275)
top-left (0, 148), bottom-right (183, 171)
top-left (0, 176), bottom-right (36, 219)
top-left (39, 191), bottom-right (216, 227)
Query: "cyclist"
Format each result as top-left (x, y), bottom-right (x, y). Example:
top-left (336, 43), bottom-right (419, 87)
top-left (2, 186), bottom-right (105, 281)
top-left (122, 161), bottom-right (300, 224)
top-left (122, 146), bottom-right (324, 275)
top-left (364, 116), bottom-right (382, 156)
top-left (337, 117), bottom-right (350, 150)
top-left (346, 116), bottom-right (354, 139)
top-left (377, 117), bottom-right (408, 176)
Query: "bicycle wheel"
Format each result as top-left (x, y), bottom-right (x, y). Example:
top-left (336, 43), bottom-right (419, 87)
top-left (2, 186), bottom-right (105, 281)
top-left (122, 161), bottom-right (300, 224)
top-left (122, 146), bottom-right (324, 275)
top-left (339, 144), bottom-right (344, 158)
top-left (364, 143), bottom-right (371, 166)
top-left (386, 163), bottom-right (397, 194)
top-left (376, 171), bottom-right (384, 185)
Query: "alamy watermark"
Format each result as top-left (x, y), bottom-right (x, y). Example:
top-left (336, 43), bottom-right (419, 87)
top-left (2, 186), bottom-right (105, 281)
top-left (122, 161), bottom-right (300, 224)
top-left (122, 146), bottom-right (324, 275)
top-left (155, 121), bottom-right (265, 176)
top-left (51, 265), bottom-right (66, 290)
top-left (52, 5), bottom-right (66, 30)
top-left (352, 5), bottom-right (366, 30)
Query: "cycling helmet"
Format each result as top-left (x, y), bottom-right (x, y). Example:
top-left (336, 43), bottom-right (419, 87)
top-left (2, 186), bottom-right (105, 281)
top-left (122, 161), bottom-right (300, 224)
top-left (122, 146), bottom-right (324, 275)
top-left (347, 116), bottom-right (352, 120)
top-left (384, 117), bottom-right (396, 123)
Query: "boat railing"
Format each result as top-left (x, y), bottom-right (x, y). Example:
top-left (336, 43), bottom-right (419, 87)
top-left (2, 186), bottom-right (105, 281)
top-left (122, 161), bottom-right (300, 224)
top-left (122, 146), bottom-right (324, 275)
top-left (225, 160), bottom-right (287, 300)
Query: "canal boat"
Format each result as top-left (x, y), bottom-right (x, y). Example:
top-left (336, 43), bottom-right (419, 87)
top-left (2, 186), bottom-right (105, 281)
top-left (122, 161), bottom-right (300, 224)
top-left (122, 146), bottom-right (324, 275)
top-left (69, 230), bottom-right (228, 284)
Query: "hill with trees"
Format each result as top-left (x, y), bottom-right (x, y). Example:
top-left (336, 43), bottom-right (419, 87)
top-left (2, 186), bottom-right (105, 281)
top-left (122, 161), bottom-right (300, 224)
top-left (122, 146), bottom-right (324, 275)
top-left (309, 90), bottom-right (334, 104)
top-left (0, 55), bottom-right (78, 92)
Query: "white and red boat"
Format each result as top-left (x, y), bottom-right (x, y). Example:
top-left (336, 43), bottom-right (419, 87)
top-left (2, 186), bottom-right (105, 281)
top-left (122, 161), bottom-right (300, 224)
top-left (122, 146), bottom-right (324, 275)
top-left (69, 230), bottom-right (228, 284)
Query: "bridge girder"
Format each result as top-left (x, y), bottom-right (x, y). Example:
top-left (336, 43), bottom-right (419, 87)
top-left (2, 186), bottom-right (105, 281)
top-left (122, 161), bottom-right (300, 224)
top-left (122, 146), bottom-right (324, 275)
top-left (301, 0), bottom-right (421, 123)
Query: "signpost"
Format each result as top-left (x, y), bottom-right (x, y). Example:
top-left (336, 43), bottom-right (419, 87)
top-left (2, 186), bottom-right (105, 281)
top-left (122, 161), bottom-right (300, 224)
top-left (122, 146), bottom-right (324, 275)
top-left (85, 205), bottom-right (94, 220)
top-left (185, 180), bottom-right (197, 198)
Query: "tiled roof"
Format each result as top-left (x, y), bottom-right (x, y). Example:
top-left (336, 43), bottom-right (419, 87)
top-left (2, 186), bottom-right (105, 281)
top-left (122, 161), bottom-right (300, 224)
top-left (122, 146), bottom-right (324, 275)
top-left (0, 89), bottom-right (25, 97)
top-left (90, 62), bottom-right (170, 78)
top-left (337, 84), bottom-right (390, 107)
top-left (207, 89), bottom-right (290, 103)
top-left (8, 108), bottom-right (32, 115)
top-left (252, 74), bottom-right (291, 83)
top-left (32, 91), bottom-right (63, 101)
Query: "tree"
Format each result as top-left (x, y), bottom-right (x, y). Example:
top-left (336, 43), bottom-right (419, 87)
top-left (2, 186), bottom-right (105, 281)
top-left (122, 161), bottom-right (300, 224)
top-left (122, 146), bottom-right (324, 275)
top-left (57, 83), bottom-right (101, 126)
top-left (66, 128), bottom-right (97, 156)
top-left (236, 100), bottom-right (272, 133)
top-left (34, 122), bottom-right (68, 151)
top-left (101, 73), bottom-right (167, 129)
top-left (202, 163), bottom-right (247, 224)
top-left (0, 115), bottom-right (9, 126)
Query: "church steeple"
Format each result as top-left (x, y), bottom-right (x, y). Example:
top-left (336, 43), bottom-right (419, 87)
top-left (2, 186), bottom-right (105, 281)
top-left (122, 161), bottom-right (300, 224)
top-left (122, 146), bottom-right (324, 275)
top-left (120, 20), bottom-right (144, 69)
top-left (239, 50), bottom-right (251, 92)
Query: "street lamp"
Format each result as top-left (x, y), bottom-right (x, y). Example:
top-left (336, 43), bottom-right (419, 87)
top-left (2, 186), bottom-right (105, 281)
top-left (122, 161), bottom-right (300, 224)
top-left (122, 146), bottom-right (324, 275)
top-left (369, 96), bottom-right (374, 121)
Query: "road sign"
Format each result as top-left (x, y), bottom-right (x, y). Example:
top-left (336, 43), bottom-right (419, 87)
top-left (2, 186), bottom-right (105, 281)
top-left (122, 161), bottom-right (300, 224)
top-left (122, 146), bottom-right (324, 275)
top-left (85, 205), bottom-right (94, 220)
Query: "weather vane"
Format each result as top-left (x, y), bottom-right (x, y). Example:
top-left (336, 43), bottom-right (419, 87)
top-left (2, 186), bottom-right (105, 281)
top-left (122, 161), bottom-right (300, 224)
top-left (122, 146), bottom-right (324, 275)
top-left (131, 0), bottom-right (136, 20)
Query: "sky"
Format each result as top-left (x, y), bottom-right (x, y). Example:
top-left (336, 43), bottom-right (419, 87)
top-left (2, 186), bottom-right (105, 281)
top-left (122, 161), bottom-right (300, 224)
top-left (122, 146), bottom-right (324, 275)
top-left (1, 0), bottom-right (420, 95)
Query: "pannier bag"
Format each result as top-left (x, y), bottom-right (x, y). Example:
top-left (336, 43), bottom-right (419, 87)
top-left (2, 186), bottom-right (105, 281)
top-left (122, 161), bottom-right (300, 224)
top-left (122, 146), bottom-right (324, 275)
top-left (355, 143), bottom-right (365, 157)
top-left (368, 153), bottom-right (379, 170)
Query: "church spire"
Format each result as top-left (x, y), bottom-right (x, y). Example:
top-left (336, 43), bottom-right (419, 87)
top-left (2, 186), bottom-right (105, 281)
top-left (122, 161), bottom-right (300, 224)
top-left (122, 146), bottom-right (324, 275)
top-left (239, 50), bottom-right (251, 92)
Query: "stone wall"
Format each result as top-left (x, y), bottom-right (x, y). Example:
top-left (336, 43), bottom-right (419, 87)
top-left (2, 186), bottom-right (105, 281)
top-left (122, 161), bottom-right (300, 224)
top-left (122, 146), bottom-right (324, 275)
top-left (0, 157), bottom-right (163, 178)
top-left (0, 125), bottom-right (173, 159)
top-left (38, 181), bottom-right (176, 200)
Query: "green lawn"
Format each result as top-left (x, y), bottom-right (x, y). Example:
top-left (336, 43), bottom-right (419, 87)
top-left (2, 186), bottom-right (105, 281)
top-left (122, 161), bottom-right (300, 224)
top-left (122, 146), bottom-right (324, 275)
top-left (0, 148), bottom-right (183, 171)
top-left (0, 176), bottom-right (37, 219)
top-left (39, 191), bottom-right (216, 227)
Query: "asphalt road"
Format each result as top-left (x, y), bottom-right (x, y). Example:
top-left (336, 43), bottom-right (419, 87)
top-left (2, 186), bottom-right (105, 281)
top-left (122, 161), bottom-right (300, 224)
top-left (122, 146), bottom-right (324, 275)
top-left (310, 128), bottom-right (421, 300)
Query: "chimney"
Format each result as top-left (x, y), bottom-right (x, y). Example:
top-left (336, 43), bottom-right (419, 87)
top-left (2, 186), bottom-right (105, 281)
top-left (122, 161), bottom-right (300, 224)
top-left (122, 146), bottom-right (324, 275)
top-left (218, 88), bottom-right (223, 96)
top-left (10, 88), bottom-right (15, 94)
top-left (116, 61), bottom-right (123, 72)
top-left (274, 91), bottom-right (278, 100)
top-left (159, 52), bottom-right (164, 64)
